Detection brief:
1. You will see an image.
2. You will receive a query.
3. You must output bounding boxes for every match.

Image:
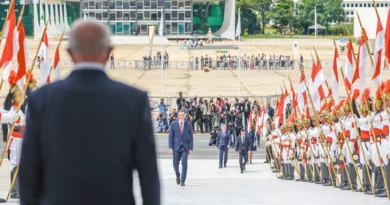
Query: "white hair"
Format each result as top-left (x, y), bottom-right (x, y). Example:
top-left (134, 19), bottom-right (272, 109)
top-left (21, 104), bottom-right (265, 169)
top-left (68, 19), bottom-right (111, 53)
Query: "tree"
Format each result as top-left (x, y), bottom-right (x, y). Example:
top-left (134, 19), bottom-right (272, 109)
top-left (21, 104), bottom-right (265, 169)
top-left (240, 8), bottom-right (261, 35)
top-left (238, 0), bottom-right (273, 34)
top-left (269, 0), bottom-right (296, 34)
top-left (324, 0), bottom-right (345, 25)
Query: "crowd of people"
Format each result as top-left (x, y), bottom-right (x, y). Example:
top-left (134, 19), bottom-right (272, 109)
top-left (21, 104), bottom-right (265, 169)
top-left (188, 54), bottom-right (300, 70)
top-left (262, 85), bottom-right (390, 198)
top-left (141, 51), bottom-right (170, 69)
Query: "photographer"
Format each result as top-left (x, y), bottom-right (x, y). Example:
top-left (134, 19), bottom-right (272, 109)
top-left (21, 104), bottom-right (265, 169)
top-left (153, 98), bottom-right (169, 116)
top-left (227, 110), bottom-right (236, 147)
top-left (221, 98), bottom-right (230, 113)
top-left (210, 99), bottom-right (221, 130)
top-left (201, 99), bottom-right (212, 133)
top-left (156, 113), bottom-right (168, 133)
top-left (243, 98), bottom-right (251, 129)
top-left (234, 109), bottom-right (244, 139)
top-left (208, 122), bottom-right (220, 146)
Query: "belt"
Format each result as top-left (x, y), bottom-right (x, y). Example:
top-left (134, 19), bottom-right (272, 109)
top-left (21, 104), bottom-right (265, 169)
top-left (11, 131), bottom-right (23, 138)
top-left (282, 145), bottom-right (290, 148)
top-left (361, 130), bottom-right (370, 140)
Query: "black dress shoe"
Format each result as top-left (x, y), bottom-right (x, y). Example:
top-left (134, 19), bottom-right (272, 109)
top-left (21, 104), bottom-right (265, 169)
top-left (176, 177), bottom-right (180, 185)
top-left (308, 179), bottom-right (314, 183)
top-left (264, 161), bottom-right (270, 163)
top-left (241, 170), bottom-right (243, 174)
top-left (334, 185), bottom-right (340, 188)
top-left (315, 180), bottom-right (321, 184)
top-left (323, 182), bottom-right (332, 186)
top-left (341, 185), bottom-right (351, 190)
top-left (376, 191), bottom-right (389, 198)
top-left (355, 188), bottom-right (363, 192)
top-left (180, 182), bottom-right (185, 186)
top-left (301, 179), bottom-right (308, 182)
top-left (295, 178), bottom-right (301, 181)
top-left (364, 188), bottom-right (373, 195)
top-left (224, 165), bottom-right (227, 168)
top-left (219, 166), bottom-right (222, 169)
top-left (10, 190), bottom-right (19, 199)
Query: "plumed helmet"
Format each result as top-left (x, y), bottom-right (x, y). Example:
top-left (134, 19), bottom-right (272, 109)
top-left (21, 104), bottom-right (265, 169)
top-left (383, 79), bottom-right (390, 100)
top-left (7, 70), bottom-right (17, 87)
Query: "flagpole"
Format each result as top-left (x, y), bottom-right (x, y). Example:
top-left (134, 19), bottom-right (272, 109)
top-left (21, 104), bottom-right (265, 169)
top-left (237, 8), bottom-right (241, 97)
top-left (161, 36), bottom-right (164, 96)
top-left (314, 6), bottom-right (317, 42)
top-left (0, 0), bottom-right (16, 46)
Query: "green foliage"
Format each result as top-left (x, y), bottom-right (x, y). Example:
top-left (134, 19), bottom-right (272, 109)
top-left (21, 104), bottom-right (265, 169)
top-left (240, 8), bottom-right (261, 35)
top-left (238, 0), bottom-right (273, 34)
top-left (269, 0), bottom-right (296, 34)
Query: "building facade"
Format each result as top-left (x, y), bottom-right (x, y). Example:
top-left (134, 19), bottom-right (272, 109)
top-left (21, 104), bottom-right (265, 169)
top-left (342, 0), bottom-right (390, 22)
top-left (81, 0), bottom-right (193, 36)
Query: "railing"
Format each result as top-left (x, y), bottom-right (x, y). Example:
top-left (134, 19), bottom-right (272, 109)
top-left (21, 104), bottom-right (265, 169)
top-left (9, 59), bottom-right (373, 70)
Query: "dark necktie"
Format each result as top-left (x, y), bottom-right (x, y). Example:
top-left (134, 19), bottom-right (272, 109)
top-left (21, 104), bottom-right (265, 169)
top-left (180, 122), bottom-right (183, 133)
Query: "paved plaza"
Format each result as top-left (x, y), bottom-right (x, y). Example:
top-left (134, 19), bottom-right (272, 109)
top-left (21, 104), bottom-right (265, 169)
top-left (0, 135), bottom-right (388, 204)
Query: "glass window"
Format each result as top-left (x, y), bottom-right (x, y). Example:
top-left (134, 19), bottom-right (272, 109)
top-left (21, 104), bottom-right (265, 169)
top-left (172, 22), bottom-right (178, 33)
top-left (158, 0), bottom-right (164, 7)
top-left (130, 0), bottom-right (136, 7)
top-left (341, 4), bottom-right (344, 7)
top-left (172, 11), bottom-right (177, 19)
top-left (89, 12), bottom-right (95, 18)
top-left (144, 11), bottom-right (151, 20)
top-left (185, 11), bottom-right (190, 19)
top-left (364, 3), bottom-right (366, 7)
top-left (145, 0), bottom-right (151, 6)
top-left (172, 1), bottom-right (177, 7)
top-left (165, 1), bottom-right (171, 9)
top-left (130, 11), bottom-right (136, 19)
top-left (351, 11), bottom-right (354, 15)
top-left (359, 4), bottom-right (362, 7)
top-left (137, 12), bottom-right (143, 20)
top-left (117, 22), bottom-right (123, 33)
top-left (381, 3), bottom-right (384, 7)
top-left (124, 12), bottom-right (130, 20)
top-left (377, 3), bottom-right (379, 7)
top-left (165, 24), bottom-right (171, 35)
top-left (116, 1), bottom-right (122, 7)
top-left (165, 12), bottom-right (171, 20)
top-left (355, 3), bottom-right (358, 7)
top-left (109, 1), bottom-right (115, 9)
top-left (386, 3), bottom-right (389, 7)
top-left (346, 4), bottom-right (349, 7)
top-left (151, 12), bottom-right (157, 20)
top-left (116, 11), bottom-right (122, 19)
top-left (123, 2), bottom-right (129, 9)
top-left (185, 0), bottom-right (190, 6)
top-left (179, 12), bottom-right (184, 20)
top-left (137, 2), bottom-right (143, 9)
top-left (124, 23), bottom-right (130, 35)
top-left (151, 2), bottom-right (157, 8)
top-left (96, 2), bottom-right (102, 9)
top-left (103, 1), bottom-right (108, 8)
top-left (83, 2), bottom-right (88, 9)
top-left (89, 1), bottom-right (95, 8)
top-left (96, 13), bottom-right (102, 20)
top-left (103, 12), bottom-right (108, 19)
top-left (185, 22), bottom-right (191, 33)
top-left (368, 3), bottom-right (371, 7)
top-left (110, 12), bottom-right (115, 20)
top-left (158, 11), bottom-right (161, 19)
top-left (178, 1), bottom-right (184, 8)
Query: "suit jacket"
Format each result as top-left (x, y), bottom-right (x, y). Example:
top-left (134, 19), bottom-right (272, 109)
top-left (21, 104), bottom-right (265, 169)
top-left (19, 69), bottom-right (160, 205)
top-left (169, 120), bottom-right (193, 151)
top-left (216, 130), bottom-right (231, 149)
top-left (235, 135), bottom-right (250, 153)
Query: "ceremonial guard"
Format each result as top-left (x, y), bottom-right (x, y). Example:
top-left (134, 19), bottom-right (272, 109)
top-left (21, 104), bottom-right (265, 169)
top-left (307, 119), bottom-right (321, 184)
top-left (382, 80), bottom-right (390, 197)
top-left (270, 122), bottom-right (282, 177)
top-left (280, 123), bottom-right (295, 180)
top-left (303, 119), bottom-right (313, 182)
top-left (340, 101), bottom-right (358, 190)
top-left (4, 71), bottom-right (27, 199)
top-left (295, 120), bottom-right (307, 182)
top-left (319, 112), bottom-right (336, 186)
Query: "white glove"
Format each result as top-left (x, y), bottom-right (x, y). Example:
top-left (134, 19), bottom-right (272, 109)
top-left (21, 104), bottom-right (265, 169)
top-left (0, 112), bottom-right (19, 123)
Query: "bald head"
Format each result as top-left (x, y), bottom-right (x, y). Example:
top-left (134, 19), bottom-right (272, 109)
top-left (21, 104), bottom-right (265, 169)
top-left (67, 19), bottom-right (113, 65)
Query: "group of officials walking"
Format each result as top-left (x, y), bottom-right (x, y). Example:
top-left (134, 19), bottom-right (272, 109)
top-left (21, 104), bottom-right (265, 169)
top-left (263, 85), bottom-right (390, 198)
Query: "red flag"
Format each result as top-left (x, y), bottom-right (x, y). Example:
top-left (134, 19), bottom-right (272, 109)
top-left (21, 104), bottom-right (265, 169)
top-left (0, 2), bottom-right (18, 81)
top-left (372, 16), bottom-right (385, 87)
top-left (385, 8), bottom-right (390, 64)
top-left (16, 21), bottom-right (28, 89)
top-left (344, 39), bottom-right (354, 91)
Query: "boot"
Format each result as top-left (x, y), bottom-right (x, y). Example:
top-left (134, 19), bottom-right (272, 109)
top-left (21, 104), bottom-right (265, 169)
top-left (10, 190), bottom-right (19, 199)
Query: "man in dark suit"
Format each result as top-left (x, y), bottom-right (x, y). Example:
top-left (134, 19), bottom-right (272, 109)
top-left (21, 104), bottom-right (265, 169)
top-left (169, 110), bottom-right (194, 186)
top-left (216, 123), bottom-right (231, 168)
top-left (19, 20), bottom-right (160, 205)
top-left (236, 129), bottom-right (250, 173)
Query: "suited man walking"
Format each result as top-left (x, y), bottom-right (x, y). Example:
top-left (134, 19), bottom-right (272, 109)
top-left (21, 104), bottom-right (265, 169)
top-left (216, 123), bottom-right (231, 168)
top-left (169, 110), bottom-right (194, 186)
top-left (236, 129), bottom-right (250, 173)
top-left (19, 20), bottom-right (160, 205)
